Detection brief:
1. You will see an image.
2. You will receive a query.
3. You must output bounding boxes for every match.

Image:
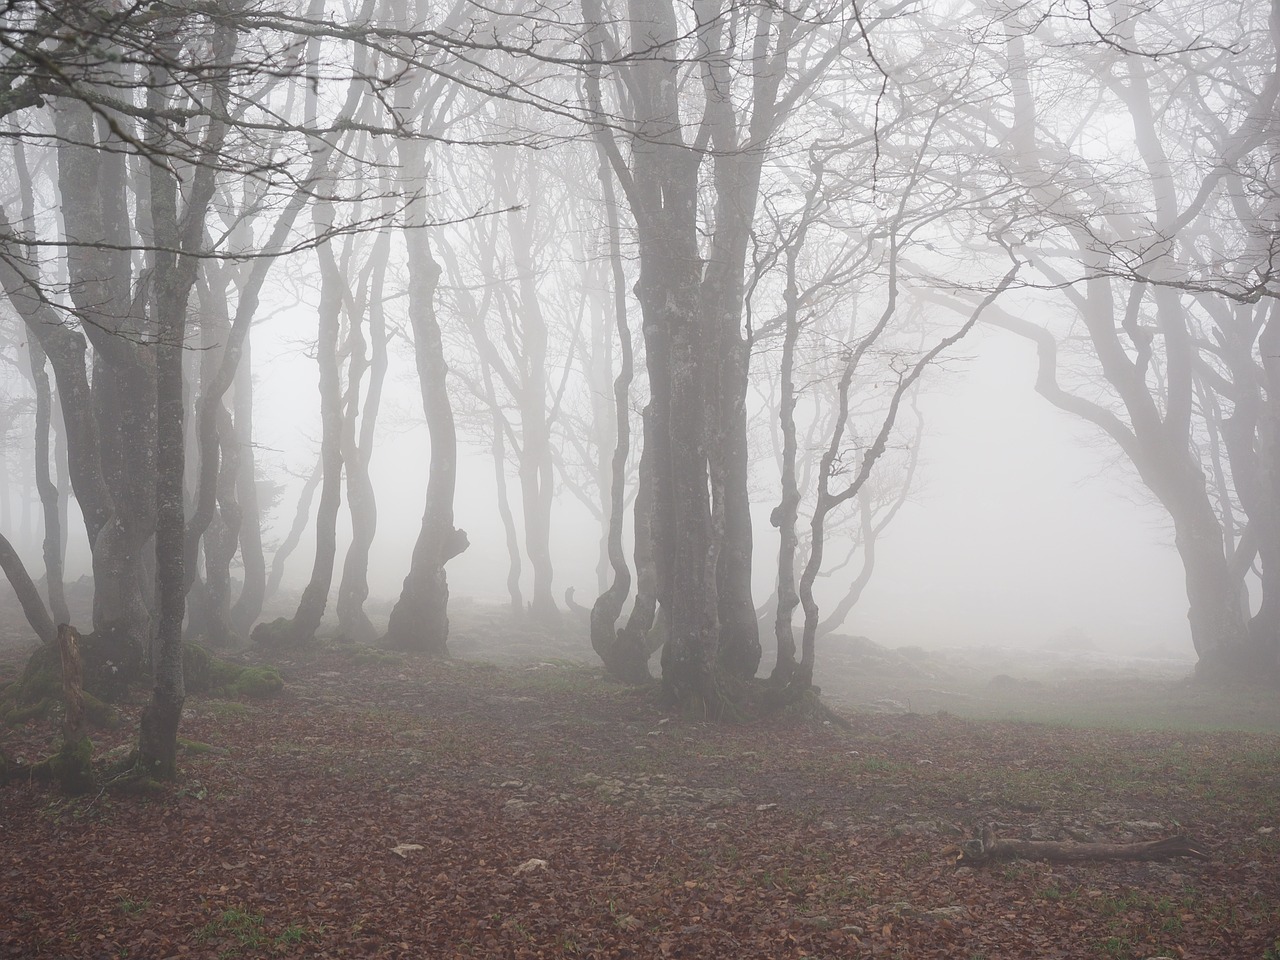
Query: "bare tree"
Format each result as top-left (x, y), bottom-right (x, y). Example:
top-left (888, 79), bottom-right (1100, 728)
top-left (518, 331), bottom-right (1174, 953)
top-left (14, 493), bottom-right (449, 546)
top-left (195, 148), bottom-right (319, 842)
top-left (974, 0), bottom-right (1279, 677)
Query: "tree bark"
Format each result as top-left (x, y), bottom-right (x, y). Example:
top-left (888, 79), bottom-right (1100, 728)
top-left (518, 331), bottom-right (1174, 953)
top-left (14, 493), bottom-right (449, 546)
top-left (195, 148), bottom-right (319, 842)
top-left (230, 334), bottom-right (266, 637)
top-left (0, 531), bottom-right (57, 646)
top-left (191, 271), bottom-right (240, 647)
top-left (585, 93), bottom-right (648, 682)
top-left (500, 163), bottom-right (560, 626)
top-left (140, 21), bottom-right (231, 775)
top-left (53, 98), bottom-right (156, 676)
top-left (957, 826), bottom-right (1209, 865)
top-left (286, 193), bottom-right (346, 646)
top-left (336, 227), bottom-right (391, 644)
top-left (264, 455), bottom-right (322, 605)
top-left (382, 128), bottom-right (467, 653)
top-left (11, 138), bottom-right (69, 626)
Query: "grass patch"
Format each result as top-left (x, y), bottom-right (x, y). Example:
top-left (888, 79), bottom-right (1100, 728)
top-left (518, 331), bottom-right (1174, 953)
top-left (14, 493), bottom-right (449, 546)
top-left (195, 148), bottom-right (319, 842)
top-left (193, 905), bottom-right (317, 957)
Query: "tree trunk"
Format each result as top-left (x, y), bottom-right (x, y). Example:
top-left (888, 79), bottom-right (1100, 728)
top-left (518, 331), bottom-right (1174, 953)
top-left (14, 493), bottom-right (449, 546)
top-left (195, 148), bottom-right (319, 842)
top-left (28, 341), bottom-right (69, 625)
top-left (287, 195), bottom-right (346, 646)
top-left (54, 99), bottom-right (156, 676)
top-left (11, 138), bottom-right (70, 626)
top-left (141, 280), bottom-right (187, 776)
top-left (230, 336), bottom-right (266, 637)
top-left (382, 132), bottom-right (467, 654)
top-left (502, 173), bottom-right (560, 626)
top-left (487, 362), bottom-right (525, 615)
top-left (586, 114), bottom-right (648, 682)
top-left (192, 273), bottom-right (240, 647)
top-left (336, 229), bottom-right (391, 644)
top-left (619, 405), bottom-right (661, 647)
top-left (264, 455), bottom-right (322, 605)
top-left (0, 531), bottom-right (57, 646)
top-left (769, 249), bottom-right (803, 686)
top-left (140, 24), bottom-right (230, 774)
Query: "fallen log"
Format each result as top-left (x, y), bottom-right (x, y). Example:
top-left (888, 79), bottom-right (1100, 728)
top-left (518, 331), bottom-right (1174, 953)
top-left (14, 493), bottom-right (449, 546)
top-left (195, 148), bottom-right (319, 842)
top-left (955, 824), bottom-right (1209, 865)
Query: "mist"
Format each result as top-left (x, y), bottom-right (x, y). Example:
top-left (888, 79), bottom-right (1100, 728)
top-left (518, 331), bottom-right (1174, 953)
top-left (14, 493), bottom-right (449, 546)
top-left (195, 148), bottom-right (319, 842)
top-left (3, 4), bottom-right (1279, 956)
top-left (222, 308), bottom-right (1193, 662)
top-left (0, 0), bottom-right (1275, 735)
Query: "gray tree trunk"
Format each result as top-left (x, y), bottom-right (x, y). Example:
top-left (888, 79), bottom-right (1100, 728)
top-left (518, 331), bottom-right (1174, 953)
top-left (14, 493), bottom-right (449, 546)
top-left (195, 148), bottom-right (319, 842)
top-left (382, 131), bottom-right (468, 653)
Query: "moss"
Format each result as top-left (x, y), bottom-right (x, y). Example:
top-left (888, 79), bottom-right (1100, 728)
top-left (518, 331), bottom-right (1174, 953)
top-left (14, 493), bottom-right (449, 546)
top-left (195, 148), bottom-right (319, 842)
top-left (343, 646), bottom-right (400, 667)
top-left (182, 643), bottom-right (218, 693)
top-left (1, 646), bottom-right (60, 724)
top-left (224, 666), bottom-right (283, 699)
top-left (2, 635), bottom-right (134, 724)
top-left (203, 700), bottom-right (251, 718)
top-left (83, 692), bottom-right (121, 729)
top-left (185, 644), bottom-right (282, 700)
top-left (114, 774), bottom-right (166, 797)
top-left (4, 696), bottom-right (52, 725)
top-left (30, 736), bottom-right (94, 795)
top-left (250, 617), bottom-right (295, 648)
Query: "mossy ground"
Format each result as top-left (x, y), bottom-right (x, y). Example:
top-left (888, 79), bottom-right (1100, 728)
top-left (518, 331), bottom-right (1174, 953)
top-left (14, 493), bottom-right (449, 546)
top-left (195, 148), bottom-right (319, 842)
top-left (2, 643), bottom-right (279, 730)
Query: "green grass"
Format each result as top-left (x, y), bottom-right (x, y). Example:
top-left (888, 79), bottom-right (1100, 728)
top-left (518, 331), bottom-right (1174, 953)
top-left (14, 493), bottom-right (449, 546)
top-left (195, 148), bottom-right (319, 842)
top-left (193, 906), bottom-right (318, 957)
top-left (116, 896), bottom-right (150, 916)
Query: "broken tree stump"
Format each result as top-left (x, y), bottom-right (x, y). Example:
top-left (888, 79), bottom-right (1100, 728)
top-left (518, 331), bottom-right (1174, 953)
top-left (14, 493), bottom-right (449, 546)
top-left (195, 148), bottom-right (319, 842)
top-left (57, 623), bottom-right (85, 743)
top-left (955, 824), bottom-right (1209, 865)
top-left (24, 623), bottom-right (97, 794)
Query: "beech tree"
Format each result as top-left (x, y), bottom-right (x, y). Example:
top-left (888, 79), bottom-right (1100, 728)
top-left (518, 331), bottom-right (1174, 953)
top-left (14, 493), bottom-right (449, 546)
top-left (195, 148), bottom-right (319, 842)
top-left (971, 0), bottom-right (1280, 678)
top-left (579, 0), bottom-right (869, 710)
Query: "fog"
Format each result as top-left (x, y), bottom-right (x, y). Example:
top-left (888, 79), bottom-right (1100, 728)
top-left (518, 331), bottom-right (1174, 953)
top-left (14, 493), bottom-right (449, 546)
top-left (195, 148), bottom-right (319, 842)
top-left (2, 0), bottom-right (1274, 699)
top-left (0, 299), bottom-right (1196, 661)
top-left (220, 302), bottom-right (1194, 660)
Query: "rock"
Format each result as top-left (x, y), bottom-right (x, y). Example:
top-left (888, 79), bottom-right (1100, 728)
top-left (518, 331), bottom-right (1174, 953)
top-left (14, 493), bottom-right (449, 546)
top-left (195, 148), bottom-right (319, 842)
top-left (884, 902), bottom-right (967, 922)
top-left (923, 906), bottom-right (969, 921)
top-left (793, 916), bottom-right (835, 930)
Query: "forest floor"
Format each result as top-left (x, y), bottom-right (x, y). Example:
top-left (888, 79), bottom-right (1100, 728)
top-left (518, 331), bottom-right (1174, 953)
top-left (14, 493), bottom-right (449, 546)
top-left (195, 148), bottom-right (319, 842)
top-left (2, 599), bottom-right (1279, 959)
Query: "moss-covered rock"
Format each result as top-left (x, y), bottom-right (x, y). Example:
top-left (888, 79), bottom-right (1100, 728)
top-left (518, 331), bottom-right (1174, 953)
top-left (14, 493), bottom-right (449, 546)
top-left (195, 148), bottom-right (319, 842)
top-left (2, 644), bottom-right (122, 728)
top-left (224, 666), bottom-right (283, 698)
top-left (1, 634), bottom-right (135, 727)
top-left (184, 644), bottom-right (282, 699)
top-left (250, 617), bottom-right (295, 648)
top-left (83, 691), bottom-right (121, 729)
top-left (3, 696), bottom-right (53, 725)
top-left (30, 736), bottom-right (94, 795)
top-left (2, 645), bottom-right (62, 725)
top-left (3, 643), bottom-right (282, 728)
